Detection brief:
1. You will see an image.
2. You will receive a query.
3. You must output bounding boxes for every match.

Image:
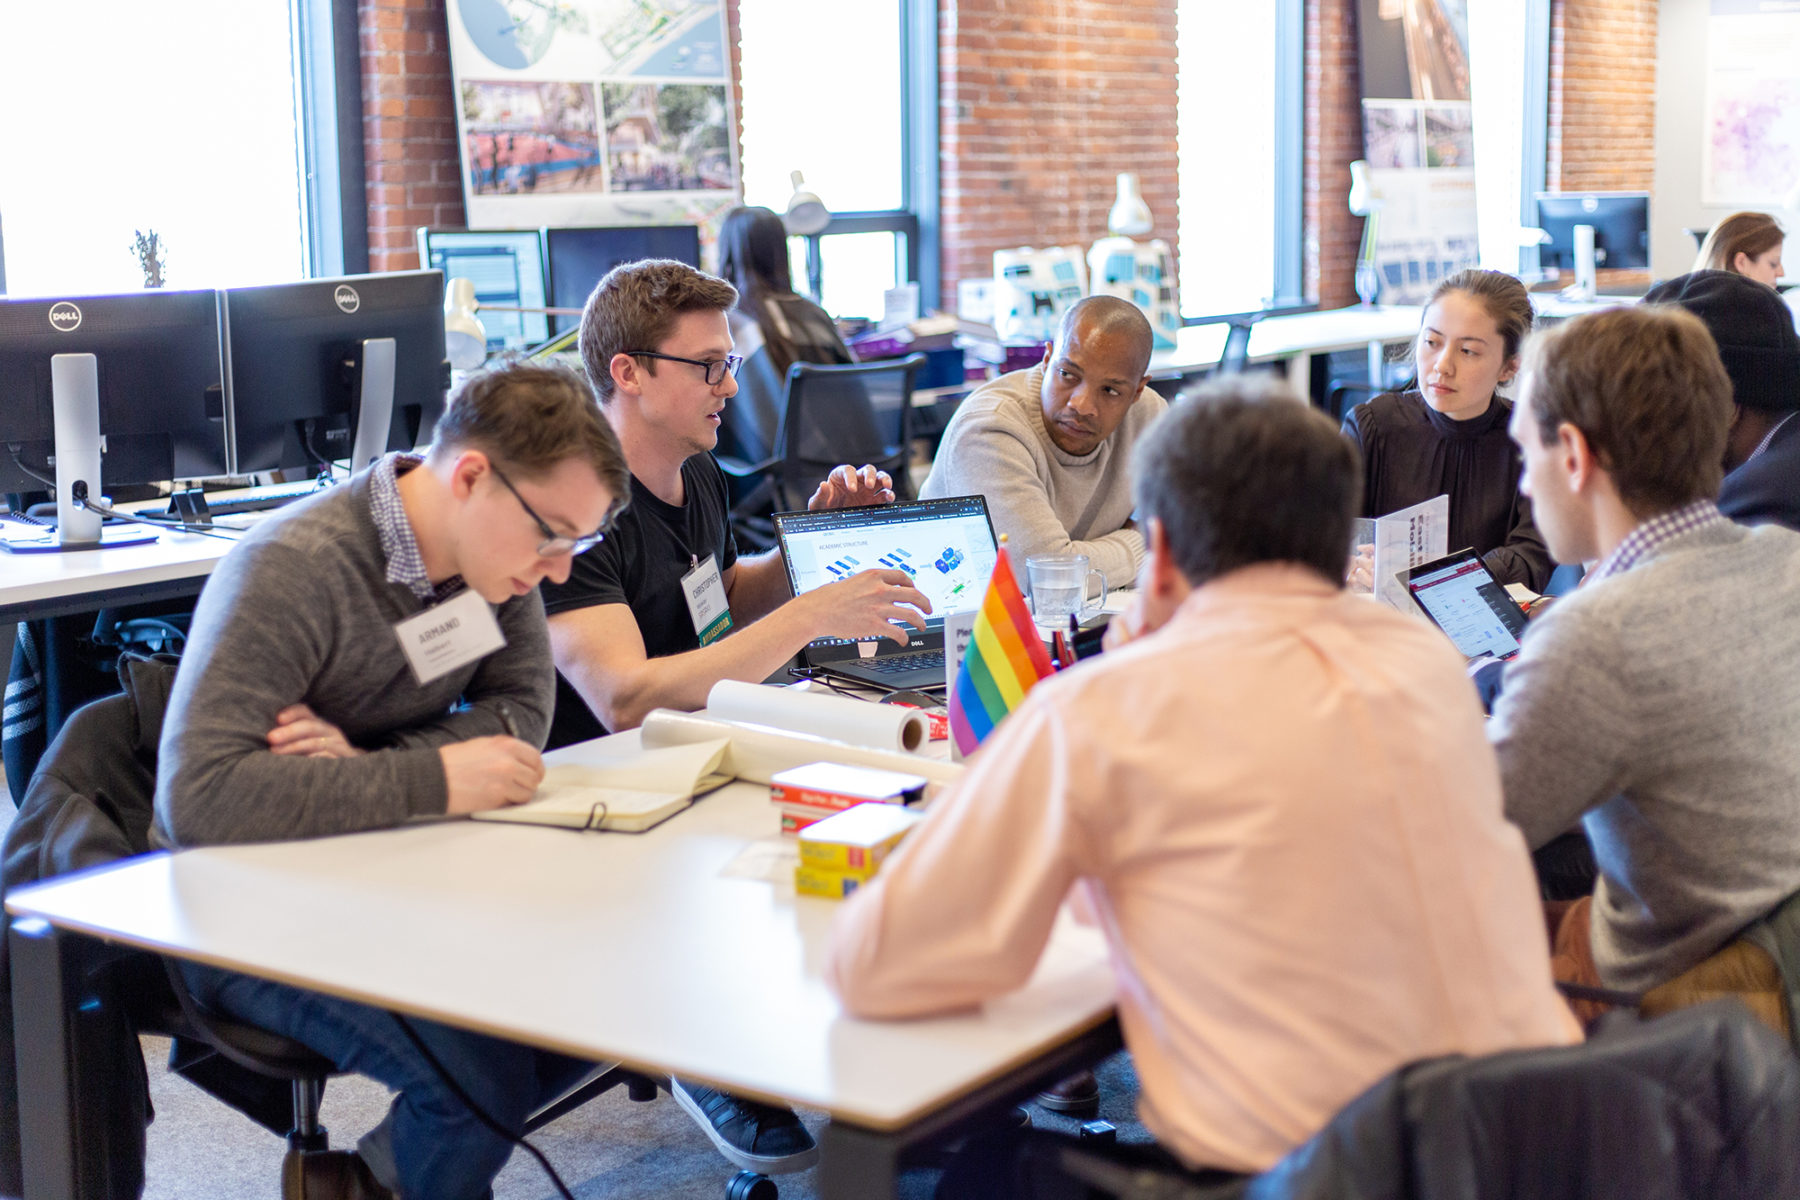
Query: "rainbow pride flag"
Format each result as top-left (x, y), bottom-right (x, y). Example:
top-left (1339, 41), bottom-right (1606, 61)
top-left (949, 546), bottom-right (1057, 756)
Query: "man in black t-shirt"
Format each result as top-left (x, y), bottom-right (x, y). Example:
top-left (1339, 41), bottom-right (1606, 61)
top-left (540, 258), bottom-right (932, 1177)
top-left (542, 259), bottom-right (930, 745)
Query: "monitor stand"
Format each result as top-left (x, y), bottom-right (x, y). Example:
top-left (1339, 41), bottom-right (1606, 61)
top-left (347, 337), bottom-right (397, 475)
top-left (1563, 223), bottom-right (1599, 302)
top-left (0, 353), bottom-right (159, 554)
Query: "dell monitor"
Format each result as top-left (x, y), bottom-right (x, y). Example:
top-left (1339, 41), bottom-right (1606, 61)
top-left (0, 288), bottom-right (229, 519)
top-left (224, 270), bottom-right (450, 478)
top-left (416, 228), bottom-right (551, 352)
top-left (1535, 192), bottom-right (1650, 298)
top-left (544, 225), bottom-right (703, 334)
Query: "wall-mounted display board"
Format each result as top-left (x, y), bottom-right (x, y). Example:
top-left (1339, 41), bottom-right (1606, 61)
top-left (445, 0), bottom-right (742, 234)
top-left (1702, 0), bottom-right (1800, 207)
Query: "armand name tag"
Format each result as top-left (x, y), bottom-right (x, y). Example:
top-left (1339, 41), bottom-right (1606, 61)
top-left (394, 588), bottom-right (508, 685)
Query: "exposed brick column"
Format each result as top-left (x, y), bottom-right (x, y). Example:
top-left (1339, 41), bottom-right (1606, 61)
top-left (936, 0), bottom-right (1180, 308)
top-left (359, 0), bottom-right (462, 273)
top-left (1304, 0), bottom-right (1363, 309)
top-left (1547, 0), bottom-right (1657, 194)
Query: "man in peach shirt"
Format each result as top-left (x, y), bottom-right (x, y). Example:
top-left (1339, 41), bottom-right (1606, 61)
top-left (824, 377), bottom-right (1579, 1192)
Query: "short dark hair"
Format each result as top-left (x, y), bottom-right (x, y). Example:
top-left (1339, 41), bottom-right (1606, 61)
top-left (1523, 306), bottom-right (1733, 518)
top-left (1132, 376), bottom-right (1360, 587)
top-left (430, 359), bottom-right (630, 524)
top-left (578, 259), bottom-right (739, 402)
top-left (1057, 295), bottom-right (1154, 377)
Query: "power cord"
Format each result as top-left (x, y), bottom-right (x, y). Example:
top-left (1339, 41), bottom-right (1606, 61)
top-left (390, 1013), bottom-right (576, 1200)
top-left (7, 445), bottom-right (56, 489)
top-left (73, 487), bottom-right (244, 542)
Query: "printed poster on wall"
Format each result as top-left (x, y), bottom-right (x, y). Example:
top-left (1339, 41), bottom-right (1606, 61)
top-left (1355, 0), bottom-right (1479, 304)
top-left (1702, 0), bottom-right (1800, 207)
top-left (445, 0), bottom-right (742, 234)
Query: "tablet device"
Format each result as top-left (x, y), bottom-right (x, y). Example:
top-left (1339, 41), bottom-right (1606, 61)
top-left (1403, 548), bottom-right (1530, 662)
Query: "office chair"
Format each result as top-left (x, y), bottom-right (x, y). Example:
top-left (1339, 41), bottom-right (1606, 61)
top-left (718, 353), bottom-right (927, 551)
top-left (1214, 314), bottom-right (1263, 376)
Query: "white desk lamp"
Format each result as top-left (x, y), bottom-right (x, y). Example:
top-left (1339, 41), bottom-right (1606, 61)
top-left (784, 171), bottom-right (832, 301)
top-left (444, 277), bottom-right (488, 371)
top-left (1106, 173), bottom-right (1153, 238)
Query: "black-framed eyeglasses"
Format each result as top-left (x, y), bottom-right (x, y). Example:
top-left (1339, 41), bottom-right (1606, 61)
top-left (489, 462), bottom-right (606, 557)
top-left (627, 350), bottom-right (743, 387)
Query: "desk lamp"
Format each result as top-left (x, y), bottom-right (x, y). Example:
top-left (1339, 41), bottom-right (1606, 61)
top-left (443, 278), bottom-right (487, 371)
top-left (784, 171), bottom-right (832, 301)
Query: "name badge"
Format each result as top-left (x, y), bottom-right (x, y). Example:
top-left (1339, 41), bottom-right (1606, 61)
top-left (393, 588), bottom-right (508, 685)
top-left (682, 555), bottom-right (733, 646)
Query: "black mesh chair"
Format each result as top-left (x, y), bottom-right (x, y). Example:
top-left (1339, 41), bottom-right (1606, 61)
top-left (718, 353), bottom-right (927, 551)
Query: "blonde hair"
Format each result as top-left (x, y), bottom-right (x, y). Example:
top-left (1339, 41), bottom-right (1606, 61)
top-left (1695, 212), bottom-right (1785, 276)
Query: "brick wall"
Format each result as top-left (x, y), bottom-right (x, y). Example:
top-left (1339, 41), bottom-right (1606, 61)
top-left (1547, 0), bottom-right (1658, 195)
top-left (1305, 0), bottom-right (1363, 308)
top-left (360, 0), bottom-right (463, 272)
top-left (935, 0), bottom-right (1181, 307)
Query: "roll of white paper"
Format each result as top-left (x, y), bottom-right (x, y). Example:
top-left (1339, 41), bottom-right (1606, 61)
top-left (705, 680), bottom-right (929, 753)
top-left (639, 710), bottom-right (963, 795)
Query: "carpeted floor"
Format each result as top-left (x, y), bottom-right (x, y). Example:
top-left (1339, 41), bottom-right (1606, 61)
top-left (137, 1039), bottom-right (1145, 1199)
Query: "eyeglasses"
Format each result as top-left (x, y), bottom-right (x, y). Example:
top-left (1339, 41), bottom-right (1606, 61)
top-left (488, 462), bottom-right (606, 557)
top-left (627, 350), bottom-right (743, 387)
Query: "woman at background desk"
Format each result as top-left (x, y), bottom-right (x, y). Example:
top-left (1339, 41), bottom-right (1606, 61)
top-left (714, 205), bottom-right (855, 465)
top-left (1343, 268), bottom-right (1553, 591)
top-left (1695, 211), bottom-right (1784, 288)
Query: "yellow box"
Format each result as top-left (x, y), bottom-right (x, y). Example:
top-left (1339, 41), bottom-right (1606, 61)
top-left (794, 863), bottom-right (876, 899)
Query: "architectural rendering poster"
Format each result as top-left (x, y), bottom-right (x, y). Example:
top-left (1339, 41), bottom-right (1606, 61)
top-left (1355, 0), bottom-right (1479, 303)
top-left (446, 0), bottom-right (741, 231)
top-left (1703, 0), bottom-right (1800, 207)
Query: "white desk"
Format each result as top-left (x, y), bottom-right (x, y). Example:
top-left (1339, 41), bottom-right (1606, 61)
top-left (0, 528), bottom-right (240, 624)
top-left (1148, 304), bottom-right (1424, 397)
top-left (7, 732), bottom-right (1118, 1198)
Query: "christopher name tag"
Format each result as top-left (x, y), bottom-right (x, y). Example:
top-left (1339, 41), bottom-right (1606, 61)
top-left (682, 555), bottom-right (733, 647)
top-left (394, 588), bottom-right (507, 685)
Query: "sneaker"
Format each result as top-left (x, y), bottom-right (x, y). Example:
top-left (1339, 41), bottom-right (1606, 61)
top-left (670, 1077), bottom-right (819, 1174)
top-left (1033, 1069), bottom-right (1100, 1115)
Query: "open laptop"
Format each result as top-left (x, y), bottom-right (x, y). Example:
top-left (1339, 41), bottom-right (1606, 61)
top-left (773, 494), bottom-right (999, 690)
top-left (1403, 548), bottom-right (1531, 662)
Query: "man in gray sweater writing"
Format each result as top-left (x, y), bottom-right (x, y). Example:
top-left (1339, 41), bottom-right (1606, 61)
top-left (921, 295), bottom-right (1166, 591)
top-left (1490, 305), bottom-right (1800, 1007)
top-left (156, 361), bottom-right (628, 1199)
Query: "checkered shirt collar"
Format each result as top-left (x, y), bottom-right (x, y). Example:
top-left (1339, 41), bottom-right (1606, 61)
top-left (369, 453), bottom-right (465, 603)
top-left (1587, 499), bottom-right (1729, 584)
top-left (1747, 413), bottom-right (1797, 465)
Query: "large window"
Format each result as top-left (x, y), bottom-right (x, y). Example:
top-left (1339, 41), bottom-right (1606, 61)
top-left (736, 0), bottom-right (925, 322)
top-left (1176, 0), bottom-right (1300, 317)
top-left (0, 2), bottom-right (306, 296)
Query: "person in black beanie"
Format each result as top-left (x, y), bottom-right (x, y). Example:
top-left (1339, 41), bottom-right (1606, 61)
top-left (1645, 269), bottom-right (1800, 531)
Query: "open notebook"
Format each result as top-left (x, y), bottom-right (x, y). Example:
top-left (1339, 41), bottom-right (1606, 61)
top-left (471, 738), bottom-right (733, 833)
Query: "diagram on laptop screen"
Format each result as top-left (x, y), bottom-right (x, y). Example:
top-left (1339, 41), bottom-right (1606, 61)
top-left (783, 514), bottom-right (998, 620)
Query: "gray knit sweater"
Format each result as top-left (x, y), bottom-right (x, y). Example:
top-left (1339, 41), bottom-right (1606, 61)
top-left (154, 472), bottom-right (554, 847)
top-left (920, 366), bottom-right (1166, 589)
top-left (1489, 519), bottom-right (1800, 992)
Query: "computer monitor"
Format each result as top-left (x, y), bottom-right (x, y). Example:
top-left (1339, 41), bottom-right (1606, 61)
top-left (224, 270), bottom-right (450, 477)
top-left (1535, 192), bottom-right (1650, 294)
top-left (544, 225), bottom-right (703, 334)
top-left (0, 288), bottom-right (229, 497)
top-left (416, 228), bottom-right (551, 352)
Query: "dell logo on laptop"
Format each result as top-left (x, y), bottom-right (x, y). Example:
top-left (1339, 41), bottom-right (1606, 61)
top-left (48, 302), bottom-right (82, 332)
top-left (334, 285), bottom-right (361, 314)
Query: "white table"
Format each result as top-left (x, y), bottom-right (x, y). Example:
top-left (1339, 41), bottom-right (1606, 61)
top-left (7, 732), bottom-right (1118, 1198)
top-left (1148, 304), bottom-right (1424, 398)
top-left (0, 527), bottom-right (240, 624)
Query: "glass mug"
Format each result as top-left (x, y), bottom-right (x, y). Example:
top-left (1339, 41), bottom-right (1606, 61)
top-left (1025, 553), bottom-right (1108, 624)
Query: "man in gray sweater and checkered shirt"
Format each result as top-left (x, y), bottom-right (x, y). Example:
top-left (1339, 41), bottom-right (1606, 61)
top-left (1490, 304), bottom-right (1800, 1011)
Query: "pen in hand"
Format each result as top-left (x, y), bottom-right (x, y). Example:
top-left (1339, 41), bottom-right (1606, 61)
top-left (496, 701), bottom-right (521, 740)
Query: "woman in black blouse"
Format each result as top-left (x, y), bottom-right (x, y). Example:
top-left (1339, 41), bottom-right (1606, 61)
top-left (1343, 268), bottom-right (1552, 590)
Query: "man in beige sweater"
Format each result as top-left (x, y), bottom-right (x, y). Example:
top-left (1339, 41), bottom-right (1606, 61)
top-left (921, 296), bottom-right (1166, 590)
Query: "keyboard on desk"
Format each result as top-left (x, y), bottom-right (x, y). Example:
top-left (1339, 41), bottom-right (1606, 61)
top-left (863, 649), bottom-right (944, 674)
top-left (200, 478), bottom-right (333, 515)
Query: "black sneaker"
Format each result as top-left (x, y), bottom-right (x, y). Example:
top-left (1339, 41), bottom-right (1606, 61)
top-left (670, 1077), bottom-right (819, 1174)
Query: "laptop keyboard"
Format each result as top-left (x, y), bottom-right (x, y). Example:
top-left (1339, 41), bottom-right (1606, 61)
top-left (865, 649), bottom-right (945, 674)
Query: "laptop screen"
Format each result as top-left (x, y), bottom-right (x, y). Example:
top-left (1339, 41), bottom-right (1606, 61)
top-left (773, 495), bottom-right (999, 642)
top-left (1404, 549), bottom-right (1529, 661)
